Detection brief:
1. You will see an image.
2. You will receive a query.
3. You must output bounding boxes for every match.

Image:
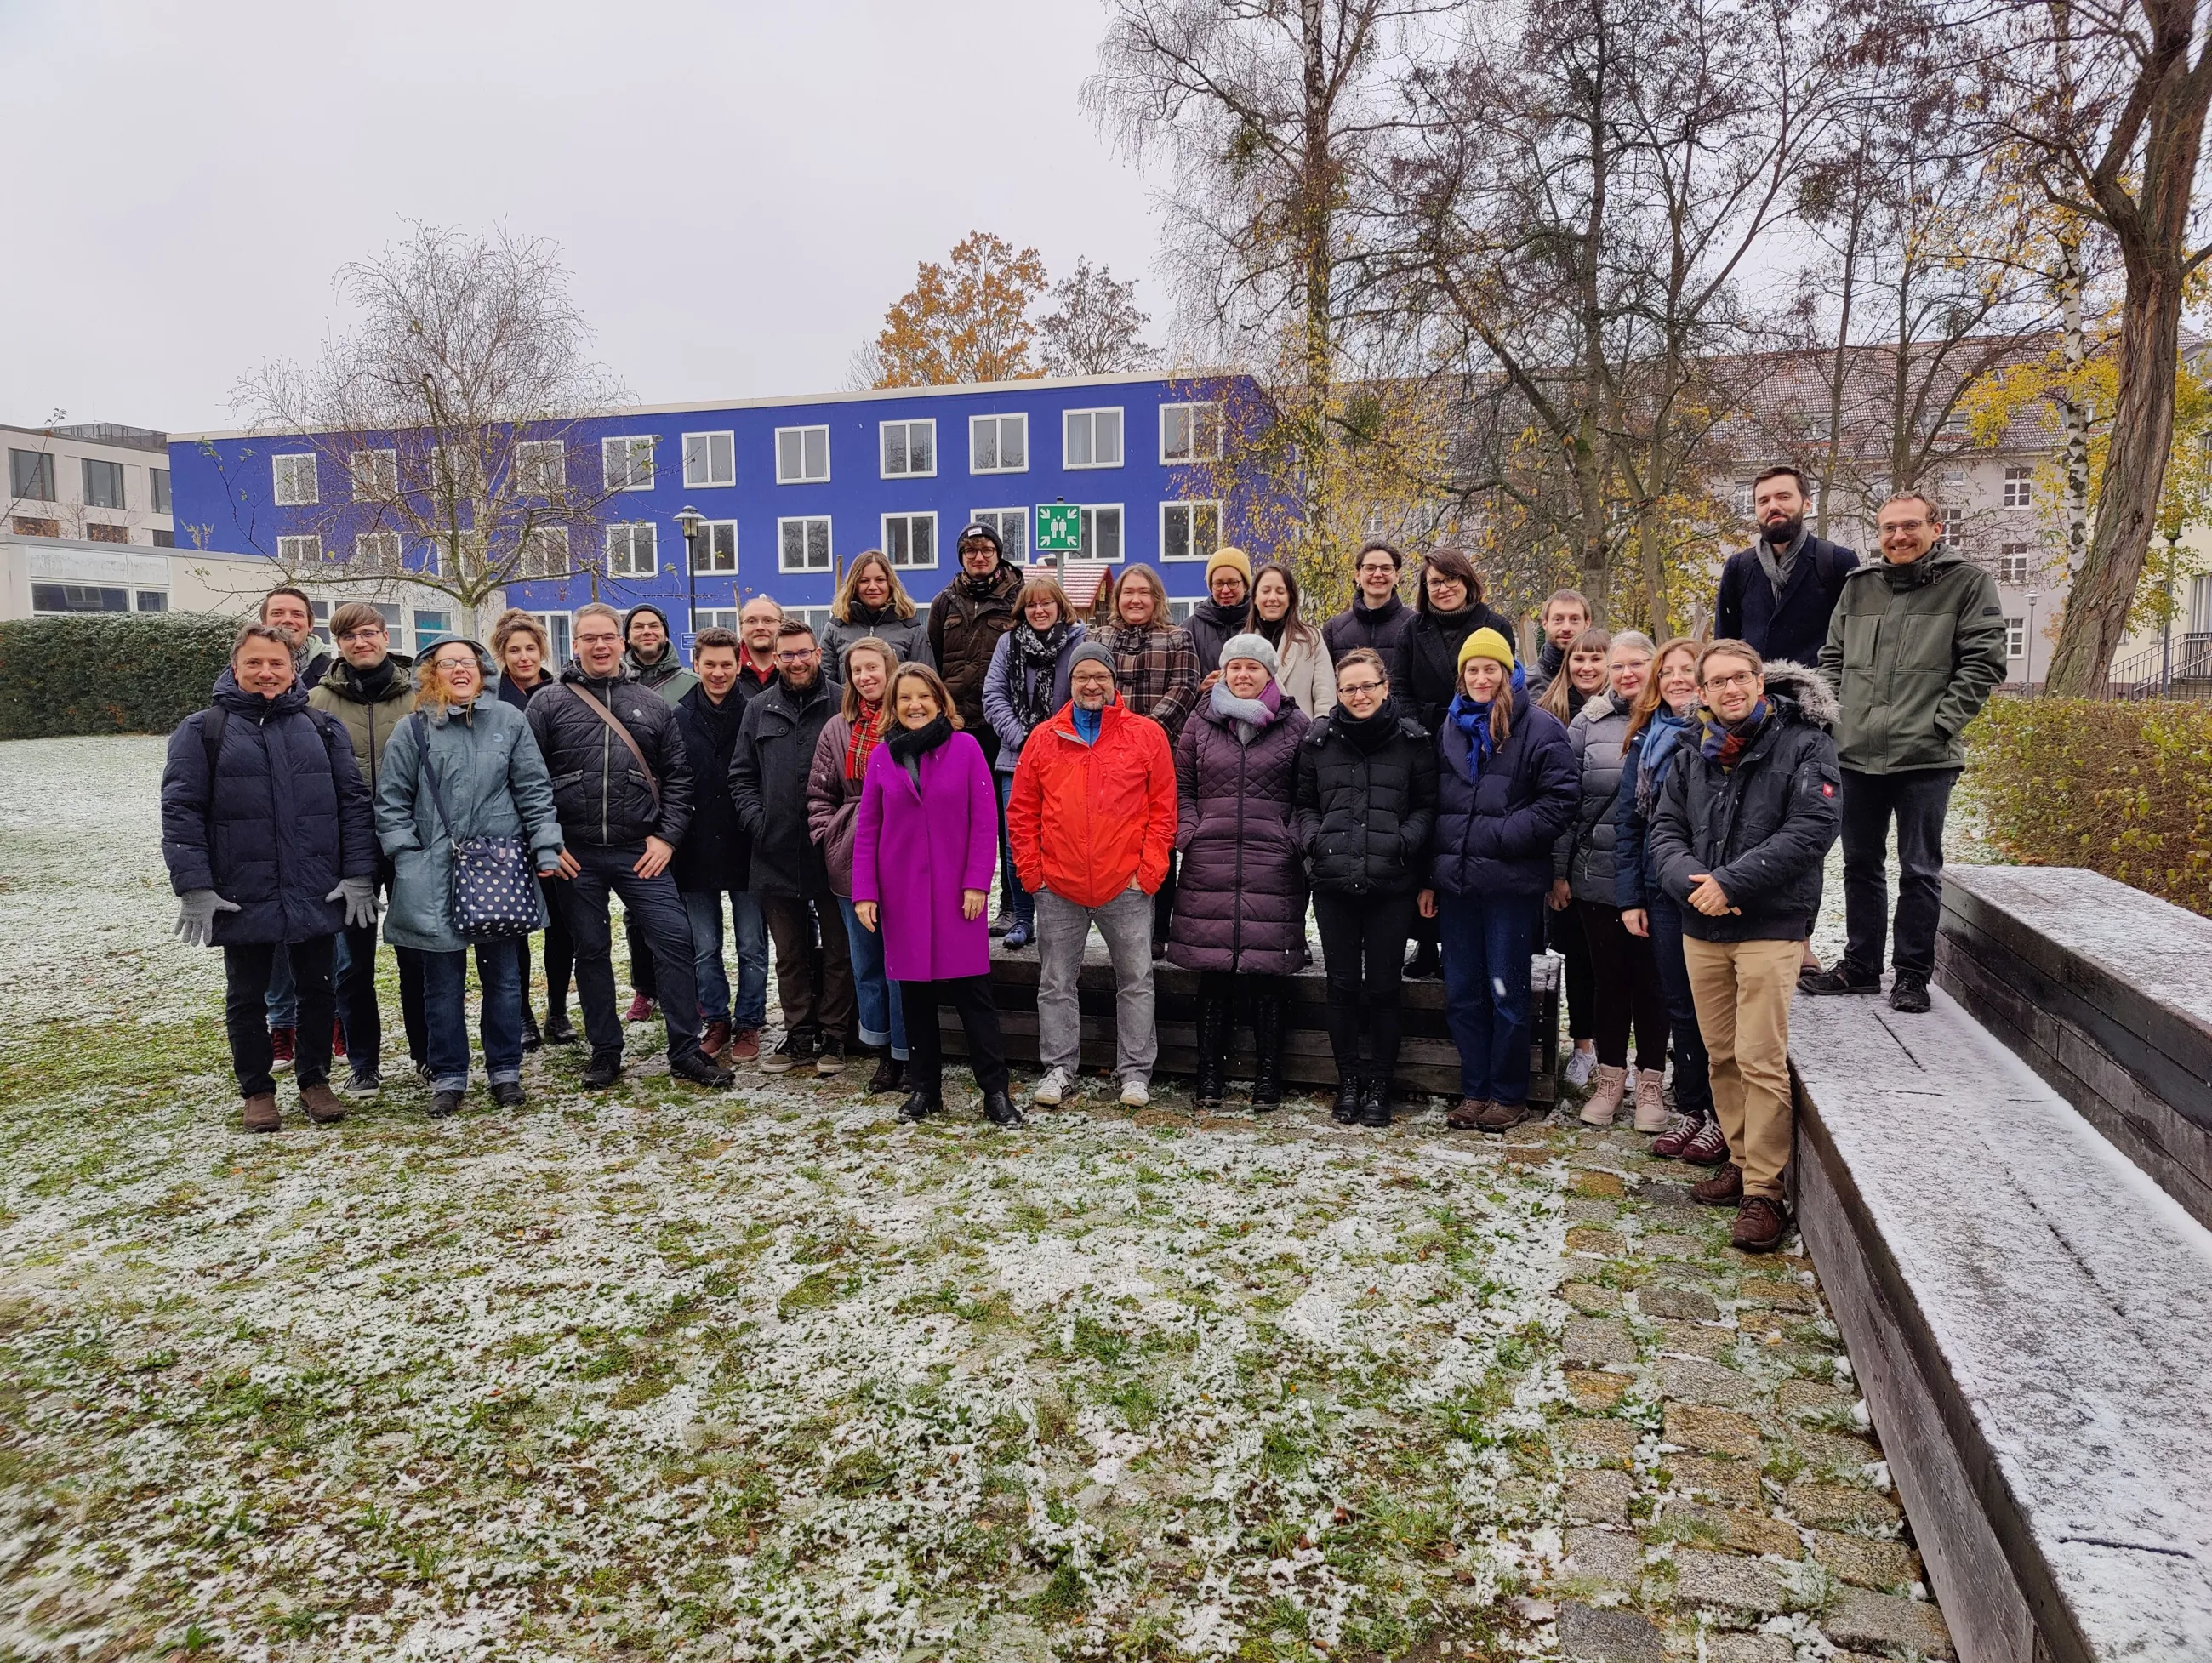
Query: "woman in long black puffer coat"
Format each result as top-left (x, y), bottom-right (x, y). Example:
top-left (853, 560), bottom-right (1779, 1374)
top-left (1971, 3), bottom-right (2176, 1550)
top-left (1168, 632), bottom-right (1311, 1110)
top-left (1293, 647), bottom-right (1437, 1128)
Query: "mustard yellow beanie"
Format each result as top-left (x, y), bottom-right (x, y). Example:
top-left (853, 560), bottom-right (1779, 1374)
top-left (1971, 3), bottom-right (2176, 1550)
top-left (1456, 626), bottom-right (1516, 672)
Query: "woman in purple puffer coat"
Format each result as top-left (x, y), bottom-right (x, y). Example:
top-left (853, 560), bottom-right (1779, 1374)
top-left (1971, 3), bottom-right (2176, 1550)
top-left (1167, 632), bottom-right (1312, 1111)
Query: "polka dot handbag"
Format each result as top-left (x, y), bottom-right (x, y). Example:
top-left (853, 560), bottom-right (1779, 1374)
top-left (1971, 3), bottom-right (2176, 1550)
top-left (413, 720), bottom-right (539, 941)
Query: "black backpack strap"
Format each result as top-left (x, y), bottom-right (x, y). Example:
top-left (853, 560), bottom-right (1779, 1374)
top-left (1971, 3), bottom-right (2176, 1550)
top-left (200, 707), bottom-right (229, 784)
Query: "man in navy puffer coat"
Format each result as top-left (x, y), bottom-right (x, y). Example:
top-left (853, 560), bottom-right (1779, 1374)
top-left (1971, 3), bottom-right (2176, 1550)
top-left (162, 624), bottom-right (378, 1132)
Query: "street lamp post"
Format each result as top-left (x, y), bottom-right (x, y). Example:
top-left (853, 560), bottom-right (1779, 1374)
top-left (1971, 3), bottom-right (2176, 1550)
top-left (2026, 589), bottom-right (2039, 697)
top-left (676, 504), bottom-right (704, 663)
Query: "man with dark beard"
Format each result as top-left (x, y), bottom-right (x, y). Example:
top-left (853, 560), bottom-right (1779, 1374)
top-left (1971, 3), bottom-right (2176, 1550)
top-left (1713, 466), bottom-right (1859, 669)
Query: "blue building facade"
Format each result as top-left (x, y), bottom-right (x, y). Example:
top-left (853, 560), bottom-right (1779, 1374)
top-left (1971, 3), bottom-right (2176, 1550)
top-left (168, 371), bottom-right (1252, 661)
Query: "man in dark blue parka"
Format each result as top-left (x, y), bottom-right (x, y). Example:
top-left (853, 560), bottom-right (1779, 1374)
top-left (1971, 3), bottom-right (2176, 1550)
top-left (162, 622), bottom-right (379, 1132)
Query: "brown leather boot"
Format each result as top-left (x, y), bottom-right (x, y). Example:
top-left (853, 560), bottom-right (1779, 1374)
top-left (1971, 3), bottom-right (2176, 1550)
top-left (298, 1083), bottom-right (348, 1125)
top-left (1475, 1099), bottom-right (1531, 1132)
top-left (1692, 1162), bottom-right (1744, 1205)
top-left (1445, 1096), bottom-right (1491, 1130)
top-left (1731, 1195), bottom-right (1787, 1252)
top-left (242, 1092), bottom-right (281, 1133)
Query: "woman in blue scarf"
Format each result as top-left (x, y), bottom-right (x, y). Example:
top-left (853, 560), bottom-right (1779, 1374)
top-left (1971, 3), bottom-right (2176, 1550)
top-left (1614, 638), bottom-right (1721, 1163)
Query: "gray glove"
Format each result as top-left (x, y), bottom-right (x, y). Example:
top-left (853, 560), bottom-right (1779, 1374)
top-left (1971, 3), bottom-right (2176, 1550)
top-left (174, 889), bottom-right (240, 948)
top-left (328, 877), bottom-right (380, 930)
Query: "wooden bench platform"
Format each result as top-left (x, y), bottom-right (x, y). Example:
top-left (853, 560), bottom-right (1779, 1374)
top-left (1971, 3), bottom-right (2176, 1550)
top-left (1790, 986), bottom-right (2212, 1663)
top-left (940, 940), bottom-right (1560, 1102)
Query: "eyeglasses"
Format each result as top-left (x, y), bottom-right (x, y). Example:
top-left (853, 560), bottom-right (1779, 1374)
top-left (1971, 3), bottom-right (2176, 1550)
top-left (575, 632), bottom-right (619, 646)
top-left (775, 649), bottom-right (819, 665)
top-left (1337, 679), bottom-right (1386, 697)
top-left (1702, 670), bottom-right (1758, 692)
top-left (337, 627), bottom-right (386, 643)
top-left (1879, 519), bottom-right (1933, 534)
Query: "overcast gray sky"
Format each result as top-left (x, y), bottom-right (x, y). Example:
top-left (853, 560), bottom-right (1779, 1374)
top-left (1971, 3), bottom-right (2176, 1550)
top-left (1, 0), bottom-right (1162, 432)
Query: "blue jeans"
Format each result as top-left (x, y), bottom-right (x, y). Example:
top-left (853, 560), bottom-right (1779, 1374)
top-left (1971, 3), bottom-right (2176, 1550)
top-left (1437, 889), bottom-right (1543, 1106)
top-left (839, 897), bottom-right (909, 1058)
top-left (265, 942), bottom-right (299, 1028)
top-left (423, 938), bottom-right (524, 1092)
top-left (994, 772), bottom-right (1033, 925)
top-left (683, 888), bottom-right (769, 1030)
top-left (1646, 894), bottom-right (1713, 1116)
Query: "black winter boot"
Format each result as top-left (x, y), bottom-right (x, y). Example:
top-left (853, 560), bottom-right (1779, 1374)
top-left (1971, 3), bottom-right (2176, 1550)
top-left (898, 1087), bottom-right (943, 1123)
top-left (1251, 994), bottom-right (1286, 1108)
top-left (1331, 1075), bottom-right (1363, 1125)
top-left (1360, 1075), bottom-right (1393, 1128)
top-left (1193, 994), bottom-right (1231, 1108)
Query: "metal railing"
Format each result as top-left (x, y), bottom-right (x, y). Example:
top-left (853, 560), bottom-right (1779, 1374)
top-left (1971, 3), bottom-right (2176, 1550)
top-left (2090, 634), bottom-right (2212, 700)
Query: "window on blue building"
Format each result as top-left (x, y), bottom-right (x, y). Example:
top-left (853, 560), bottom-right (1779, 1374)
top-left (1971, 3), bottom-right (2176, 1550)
top-left (1063, 408), bottom-right (1124, 470)
top-left (1080, 505), bottom-right (1124, 563)
top-left (273, 453), bottom-right (319, 505)
top-left (356, 531), bottom-right (402, 571)
top-left (1160, 402), bottom-right (1223, 463)
top-left (881, 419), bottom-right (937, 479)
top-left (351, 448), bottom-right (399, 500)
top-left (603, 436), bottom-right (656, 492)
top-left (1160, 500), bottom-right (1222, 563)
top-left (883, 511), bottom-right (937, 569)
top-left (779, 515), bottom-right (831, 572)
top-left (970, 413), bottom-right (1028, 474)
top-left (691, 520), bottom-right (738, 573)
top-left (777, 426), bottom-right (830, 484)
top-left (518, 525), bottom-right (570, 578)
top-left (276, 533), bottom-right (323, 564)
top-left (606, 522), bottom-right (658, 577)
top-left (514, 440), bottom-right (566, 494)
top-left (968, 507), bottom-right (1029, 563)
top-left (684, 431), bottom-right (735, 488)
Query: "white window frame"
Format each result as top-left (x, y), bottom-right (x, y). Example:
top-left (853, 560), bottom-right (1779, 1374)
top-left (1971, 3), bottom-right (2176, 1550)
top-left (1063, 407), bottom-right (1125, 470)
top-left (272, 453), bottom-right (320, 506)
top-left (690, 518), bottom-right (738, 574)
top-left (1079, 503), bottom-right (1126, 565)
top-left (775, 425), bottom-right (831, 485)
top-left (1159, 499), bottom-right (1223, 563)
top-left (412, 608), bottom-right (454, 654)
top-left (682, 430), bottom-right (736, 489)
top-left (880, 419), bottom-right (938, 479)
top-left (778, 515), bottom-right (833, 572)
top-left (1998, 547), bottom-right (2032, 586)
top-left (526, 611), bottom-right (572, 665)
top-left (2006, 617), bottom-right (2027, 659)
top-left (604, 521), bottom-right (658, 578)
top-left (517, 524), bottom-right (571, 578)
top-left (693, 608), bottom-right (742, 636)
top-left (2002, 466), bottom-right (2033, 510)
top-left (967, 507), bottom-right (1029, 565)
top-left (276, 533), bottom-right (323, 563)
top-left (881, 510), bottom-right (939, 570)
top-left (350, 448), bottom-right (398, 500)
top-left (514, 440), bottom-right (566, 495)
top-left (602, 435), bottom-right (656, 493)
top-left (354, 531), bottom-right (403, 570)
top-left (968, 412), bottom-right (1029, 475)
top-left (1158, 402), bottom-right (1223, 464)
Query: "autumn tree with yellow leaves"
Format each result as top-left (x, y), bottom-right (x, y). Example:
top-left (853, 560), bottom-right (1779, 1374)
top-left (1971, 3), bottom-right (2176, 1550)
top-left (871, 232), bottom-right (1052, 389)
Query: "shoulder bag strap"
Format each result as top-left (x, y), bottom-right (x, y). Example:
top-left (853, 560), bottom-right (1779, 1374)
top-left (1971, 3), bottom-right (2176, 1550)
top-left (562, 682), bottom-right (661, 810)
top-left (405, 714), bottom-right (460, 840)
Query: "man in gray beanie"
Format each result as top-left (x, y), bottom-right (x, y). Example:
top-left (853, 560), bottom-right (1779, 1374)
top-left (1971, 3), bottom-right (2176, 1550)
top-left (1007, 636), bottom-right (1177, 1109)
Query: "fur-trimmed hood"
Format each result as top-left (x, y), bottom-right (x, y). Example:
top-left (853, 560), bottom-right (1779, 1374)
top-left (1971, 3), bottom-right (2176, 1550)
top-left (1762, 658), bottom-right (1839, 732)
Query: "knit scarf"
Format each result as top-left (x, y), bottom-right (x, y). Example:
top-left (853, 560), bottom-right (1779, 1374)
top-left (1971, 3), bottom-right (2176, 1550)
top-left (1447, 692), bottom-right (1498, 780)
top-left (962, 564), bottom-right (1006, 598)
top-left (1254, 612), bottom-right (1288, 649)
top-left (1211, 677), bottom-right (1280, 743)
top-left (1332, 694), bottom-right (1402, 755)
top-left (1697, 698), bottom-right (1771, 769)
top-left (887, 712), bottom-right (954, 782)
top-left (845, 698), bottom-right (887, 782)
top-left (1634, 703), bottom-right (1695, 816)
top-left (1009, 619), bottom-right (1072, 729)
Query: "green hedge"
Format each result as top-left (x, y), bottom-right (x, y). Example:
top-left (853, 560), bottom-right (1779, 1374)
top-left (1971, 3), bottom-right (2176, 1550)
top-left (1970, 695), bottom-right (2212, 918)
top-left (0, 612), bottom-right (242, 740)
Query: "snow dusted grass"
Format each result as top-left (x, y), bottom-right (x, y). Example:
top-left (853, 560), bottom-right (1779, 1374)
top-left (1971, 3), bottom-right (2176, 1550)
top-left (0, 738), bottom-right (1589, 1662)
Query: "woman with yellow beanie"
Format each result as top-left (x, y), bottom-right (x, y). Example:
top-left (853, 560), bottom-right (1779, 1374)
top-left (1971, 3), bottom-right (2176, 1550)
top-left (1186, 546), bottom-right (1257, 684)
top-left (1418, 627), bottom-right (1579, 1132)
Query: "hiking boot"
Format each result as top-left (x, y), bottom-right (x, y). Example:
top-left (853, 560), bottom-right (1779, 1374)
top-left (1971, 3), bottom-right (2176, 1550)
top-left (346, 1067), bottom-right (383, 1096)
top-left (1653, 1112), bottom-right (1709, 1159)
top-left (490, 1081), bottom-right (527, 1109)
top-left (269, 1026), bottom-right (296, 1067)
top-left (869, 1051), bottom-right (907, 1096)
top-left (815, 1039), bottom-right (847, 1076)
top-left (983, 1089), bottom-right (1025, 1128)
top-left (1003, 919), bottom-right (1034, 949)
top-left (1032, 1065), bottom-right (1076, 1108)
top-left (519, 1009), bottom-right (542, 1053)
top-left (1890, 974), bottom-right (1932, 1014)
top-left (331, 1018), bottom-right (347, 1059)
top-left (1693, 1162), bottom-right (1745, 1205)
top-left (898, 1088), bottom-right (942, 1123)
top-left (1563, 1047), bottom-right (1597, 1090)
top-left (1118, 1076), bottom-right (1149, 1108)
top-left (624, 994), bottom-right (657, 1023)
top-left (1799, 964), bottom-right (1881, 996)
top-left (1679, 1117), bottom-right (1731, 1166)
top-left (429, 1090), bottom-right (463, 1118)
top-left (701, 1020), bottom-right (731, 1062)
top-left (543, 1010), bottom-right (580, 1045)
top-left (988, 907), bottom-right (1015, 938)
top-left (1331, 1077), bottom-right (1362, 1125)
top-left (1359, 1077), bottom-right (1393, 1129)
top-left (1475, 1099), bottom-right (1531, 1132)
top-left (298, 1082), bottom-right (347, 1125)
top-left (672, 1051), bottom-right (736, 1088)
top-left (726, 1028), bottom-right (761, 1063)
top-left (1633, 1069), bottom-right (1668, 1133)
top-left (581, 1052), bottom-right (623, 1089)
top-left (242, 1092), bottom-right (281, 1133)
top-left (1732, 1195), bottom-right (1789, 1253)
top-left (1445, 1097), bottom-right (1491, 1130)
top-left (1580, 1063), bottom-right (1628, 1127)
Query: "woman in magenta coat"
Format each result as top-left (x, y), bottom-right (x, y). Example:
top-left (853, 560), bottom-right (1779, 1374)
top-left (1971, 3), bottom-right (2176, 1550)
top-left (853, 663), bottom-right (1020, 1128)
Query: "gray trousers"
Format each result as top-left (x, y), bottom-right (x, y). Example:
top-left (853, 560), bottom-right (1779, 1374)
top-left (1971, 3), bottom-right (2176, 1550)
top-left (1035, 885), bottom-right (1158, 1081)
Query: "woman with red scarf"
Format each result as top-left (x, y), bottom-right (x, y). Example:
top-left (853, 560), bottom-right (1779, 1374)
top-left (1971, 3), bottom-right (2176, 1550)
top-left (807, 637), bottom-right (906, 1095)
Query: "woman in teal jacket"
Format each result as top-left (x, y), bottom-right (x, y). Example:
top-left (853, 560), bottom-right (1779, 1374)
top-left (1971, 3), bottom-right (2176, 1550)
top-left (376, 637), bottom-right (563, 1118)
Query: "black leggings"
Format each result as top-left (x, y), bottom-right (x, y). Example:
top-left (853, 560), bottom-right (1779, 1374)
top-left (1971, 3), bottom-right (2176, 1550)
top-left (1313, 888), bottom-right (1417, 1080)
top-left (1550, 901), bottom-right (1594, 1045)
top-left (1576, 897), bottom-right (1669, 1072)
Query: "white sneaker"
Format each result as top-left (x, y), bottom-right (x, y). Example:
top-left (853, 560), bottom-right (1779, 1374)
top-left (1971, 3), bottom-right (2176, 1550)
top-left (1119, 1077), bottom-right (1149, 1108)
top-left (1563, 1048), bottom-right (1597, 1089)
top-left (1032, 1066), bottom-right (1076, 1107)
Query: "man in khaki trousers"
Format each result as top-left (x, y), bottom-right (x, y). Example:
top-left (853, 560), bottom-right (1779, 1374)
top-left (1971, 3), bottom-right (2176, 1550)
top-left (1647, 641), bottom-right (1840, 1252)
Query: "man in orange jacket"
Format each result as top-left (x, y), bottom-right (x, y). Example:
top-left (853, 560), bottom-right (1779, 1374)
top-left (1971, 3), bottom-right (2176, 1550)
top-left (1009, 641), bottom-right (1177, 1108)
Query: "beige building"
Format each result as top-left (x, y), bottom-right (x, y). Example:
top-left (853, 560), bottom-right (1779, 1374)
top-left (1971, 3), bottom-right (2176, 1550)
top-left (4, 422), bottom-right (175, 547)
